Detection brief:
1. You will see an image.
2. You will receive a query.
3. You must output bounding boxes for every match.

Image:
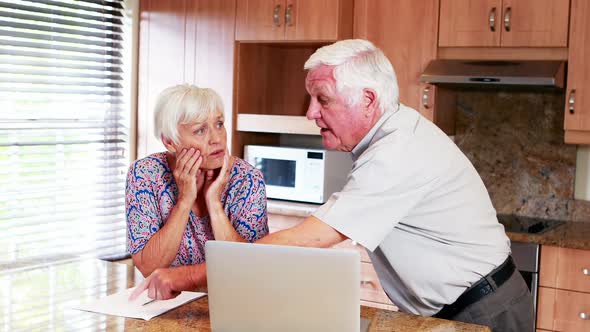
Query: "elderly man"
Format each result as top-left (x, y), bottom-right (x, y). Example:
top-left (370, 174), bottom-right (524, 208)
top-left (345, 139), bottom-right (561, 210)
top-left (131, 40), bottom-right (533, 331)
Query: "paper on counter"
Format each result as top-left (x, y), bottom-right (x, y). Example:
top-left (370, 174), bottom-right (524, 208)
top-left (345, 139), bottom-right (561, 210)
top-left (73, 287), bottom-right (206, 320)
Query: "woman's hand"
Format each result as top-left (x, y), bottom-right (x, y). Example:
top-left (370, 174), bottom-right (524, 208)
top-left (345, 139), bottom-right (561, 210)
top-left (203, 153), bottom-right (245, 242)
top-left (173, 148), bottom-right (202, 207)
top-left (129, 264), bottom-right (207, 301)
top-left (204, 152), bottom-right (232, 207)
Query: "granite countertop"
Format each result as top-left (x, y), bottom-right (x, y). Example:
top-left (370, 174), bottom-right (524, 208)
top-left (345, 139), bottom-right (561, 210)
top-left (0, 259), bottom-right (491, 332)
top-left (506, 221), bottom-right (590, 250)
top-left (268, 200), bottom-right (590, 251)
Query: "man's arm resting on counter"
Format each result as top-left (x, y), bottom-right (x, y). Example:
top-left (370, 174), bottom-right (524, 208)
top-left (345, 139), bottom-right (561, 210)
top-left (130, 215), bottom-right (347, 300)
top-left (257, 215), bottom-right (347, 248)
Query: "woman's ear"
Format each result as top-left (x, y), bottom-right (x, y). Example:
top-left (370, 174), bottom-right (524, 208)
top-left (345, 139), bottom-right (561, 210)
top-left (161, 135), bottom-right (177, 154)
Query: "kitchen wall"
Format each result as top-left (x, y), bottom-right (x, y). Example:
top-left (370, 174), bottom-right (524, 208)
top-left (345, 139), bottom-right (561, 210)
top-left (454, 89), bottom-right (590, 222)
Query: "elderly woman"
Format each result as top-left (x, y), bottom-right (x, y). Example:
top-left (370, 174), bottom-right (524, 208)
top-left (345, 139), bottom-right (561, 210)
top-left (126, 84), bottom-right (268, 277)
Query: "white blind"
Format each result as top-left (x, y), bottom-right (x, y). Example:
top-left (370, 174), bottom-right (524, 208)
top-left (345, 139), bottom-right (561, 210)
top-left (0, 0), bottom-right (132, 265)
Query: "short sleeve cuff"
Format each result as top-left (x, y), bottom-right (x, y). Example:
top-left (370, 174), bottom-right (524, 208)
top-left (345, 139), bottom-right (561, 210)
top-left (312, 195), bottom-right (384, 252)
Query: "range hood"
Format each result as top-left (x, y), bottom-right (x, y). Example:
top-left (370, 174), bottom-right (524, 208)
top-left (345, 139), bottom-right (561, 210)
top-left (420, 60), bottom-right (565, 88)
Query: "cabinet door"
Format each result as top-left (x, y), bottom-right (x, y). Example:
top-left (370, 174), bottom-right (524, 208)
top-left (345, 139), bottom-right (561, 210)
top-left (360, 262), bottom-right (398, 310)
top-left (439, 0), bottom-right (502, 47)
top-left (500, 0), bottom-right (570, 47)
top-left (284, 0), bottom-right (352, 41)
top-left (236, 0), bottom-right (285, 41)
top-left (564, 0), bottom-right (590, 144)
top-left (354, 0), bottom-right (439, 121)
top-left (553, 289), bottom-right (590, 332)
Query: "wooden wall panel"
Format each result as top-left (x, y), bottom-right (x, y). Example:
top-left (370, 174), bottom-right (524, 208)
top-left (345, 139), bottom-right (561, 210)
top-left (193, 0), bottom-right (237, 151)
top-left (137, 0), bottom-right (237, 157)
top-left (138, 0), bottom-right (192, 157)
top-left (354, 0), bottom-right (439, 119)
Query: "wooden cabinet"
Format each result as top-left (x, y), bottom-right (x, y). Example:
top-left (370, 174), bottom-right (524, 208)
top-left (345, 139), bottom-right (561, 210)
top-left (354, 0), bottom-right (455, 134)
top-left (439, 0), bottom-right (570, 47)
top-left (537, 245), bottom-right (590, 331)
top-left (231, 43), bottom-right (325, 156)
top-left (439, 0), bottom-right (502, 47)
top-left (235, 0), bottom-right (353, 41)
top-left (137, 0), bottom-right (236, 157)
top-left (268, 213), bottom-right (397, 311)
top-left (564, 0), bottom-right (590, 145)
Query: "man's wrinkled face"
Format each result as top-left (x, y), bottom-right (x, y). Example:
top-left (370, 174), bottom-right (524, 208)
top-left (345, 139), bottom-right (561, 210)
top-left (305, 66), bottom-right (370, 152)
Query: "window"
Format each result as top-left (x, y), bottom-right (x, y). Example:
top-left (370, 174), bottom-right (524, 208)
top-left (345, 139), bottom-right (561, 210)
top-left (0, 0), bottom-right (133, 265)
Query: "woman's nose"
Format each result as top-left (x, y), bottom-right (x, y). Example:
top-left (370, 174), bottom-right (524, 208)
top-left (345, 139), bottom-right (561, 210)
top-left (209, 128), bottom-right (222, 144)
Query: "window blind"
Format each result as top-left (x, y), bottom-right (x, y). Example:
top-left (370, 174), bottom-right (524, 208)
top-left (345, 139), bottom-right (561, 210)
top-left (0, 0), bottom-right (132, 265)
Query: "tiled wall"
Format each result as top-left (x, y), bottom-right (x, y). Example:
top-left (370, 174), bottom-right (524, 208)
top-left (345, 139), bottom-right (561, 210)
top-left (454, 89), bottom-right (590, 222)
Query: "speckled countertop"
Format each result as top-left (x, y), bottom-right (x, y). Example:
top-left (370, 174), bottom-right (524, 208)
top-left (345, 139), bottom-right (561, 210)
top-left (268, 200), bottom-right (590, 250)
top-left (0, 259), bottom-right (491, 332)
top-left (506, 221), bottom-right (590, 250)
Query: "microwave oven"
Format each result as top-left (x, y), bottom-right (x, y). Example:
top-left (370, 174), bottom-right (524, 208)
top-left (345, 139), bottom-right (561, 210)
top-left (244, 145), bottom-right (352, 204)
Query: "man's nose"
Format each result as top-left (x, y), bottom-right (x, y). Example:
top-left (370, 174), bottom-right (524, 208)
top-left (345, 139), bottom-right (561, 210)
top-left (306, 102), bottom-right (320, 120)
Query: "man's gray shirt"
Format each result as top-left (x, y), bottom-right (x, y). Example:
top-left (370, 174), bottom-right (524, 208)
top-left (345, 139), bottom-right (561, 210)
top-left (313, 104), bottom-right (510, 316)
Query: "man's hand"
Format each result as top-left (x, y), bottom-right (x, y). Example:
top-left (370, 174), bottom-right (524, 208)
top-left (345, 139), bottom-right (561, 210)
top-left (129, 265), bottom-right (198, 301)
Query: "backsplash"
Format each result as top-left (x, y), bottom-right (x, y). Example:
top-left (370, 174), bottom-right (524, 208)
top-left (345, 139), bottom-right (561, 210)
top-left (453, 89), bottom-right (590, 222)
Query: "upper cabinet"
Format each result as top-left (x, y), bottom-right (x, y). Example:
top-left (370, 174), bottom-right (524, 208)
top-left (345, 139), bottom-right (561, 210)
top-left (235, 0), bottom-right (353, 41)
top-left (564, 0), bottom-right (590, 144)
top-left (439, 0), bottom-right (570, 47)
top-left (439, 0), bottom-right (502, 47)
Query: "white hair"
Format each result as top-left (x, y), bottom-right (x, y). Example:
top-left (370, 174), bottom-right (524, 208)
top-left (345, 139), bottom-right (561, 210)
top-left (153, 84), bottom-right (224, 144)
top-left (304, 39), bottom-right (399, 113)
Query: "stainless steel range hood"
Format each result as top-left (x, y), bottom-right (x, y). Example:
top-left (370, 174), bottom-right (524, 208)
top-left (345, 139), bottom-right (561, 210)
top-left (420, 60), bottom-right (565, 88)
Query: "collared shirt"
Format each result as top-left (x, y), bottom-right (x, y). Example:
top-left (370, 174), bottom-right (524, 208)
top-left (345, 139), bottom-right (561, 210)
top-left (313, 104), bottom-right (510, 316)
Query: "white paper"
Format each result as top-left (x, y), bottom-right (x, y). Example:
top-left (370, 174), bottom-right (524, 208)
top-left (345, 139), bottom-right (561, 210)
top-left (73, 287), bottom-right (206, 320)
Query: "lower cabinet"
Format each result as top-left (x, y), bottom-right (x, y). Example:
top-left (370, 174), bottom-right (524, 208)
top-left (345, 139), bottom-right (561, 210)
top-left (537, 245), bottom-right (590, 331)
top-left (538, 287), bottom-right (590, 332)
top-left (268, 213), bottom-right (398, 311)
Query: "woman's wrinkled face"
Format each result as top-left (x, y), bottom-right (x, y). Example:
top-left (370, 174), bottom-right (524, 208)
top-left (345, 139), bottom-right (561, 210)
top-left (173, 112), bottom-right (227, 170)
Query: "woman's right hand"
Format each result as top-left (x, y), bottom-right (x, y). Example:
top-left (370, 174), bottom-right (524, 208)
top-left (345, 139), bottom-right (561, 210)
top-left (173, 148), bottom-right (202, 206)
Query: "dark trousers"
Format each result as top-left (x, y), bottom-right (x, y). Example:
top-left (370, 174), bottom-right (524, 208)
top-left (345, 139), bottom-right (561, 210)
top-left (437, 267), bottom-right (534, 332)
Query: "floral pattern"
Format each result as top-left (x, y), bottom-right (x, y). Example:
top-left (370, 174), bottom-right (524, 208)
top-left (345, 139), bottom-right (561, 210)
top-left (125, 152), bottom-right (268, 266)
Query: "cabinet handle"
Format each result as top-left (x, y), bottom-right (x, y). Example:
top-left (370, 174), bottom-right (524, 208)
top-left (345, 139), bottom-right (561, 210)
top-left (581, 312), bottom-right (589, 320)
top-left (583, 268), bottom-right (589, 275)
top-left (489, 7), bottom-right (497, 32)
top-left (285, 4), bottom-right (293, 26)
top-left (422, 86), bottom-right (431, 109)
top-left (569, 89), bottom-right (576, 114)
top-left (504, 7), bottom-right (512, 32)
top-left (273, 4), bottom-right (281, 27)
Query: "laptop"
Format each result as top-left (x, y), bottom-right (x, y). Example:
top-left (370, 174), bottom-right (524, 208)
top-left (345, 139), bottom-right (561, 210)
top-left (205, 241), bottom-right (361, 332)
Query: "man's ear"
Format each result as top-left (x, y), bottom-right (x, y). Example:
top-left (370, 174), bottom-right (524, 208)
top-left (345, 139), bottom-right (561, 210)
top-left (161, 135), bottom-right (177, 154)
top-left (362, 88), bottom-right (378, 115)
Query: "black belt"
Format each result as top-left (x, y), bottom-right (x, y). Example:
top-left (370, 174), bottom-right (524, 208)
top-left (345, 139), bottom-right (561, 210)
top-left (434, 255), bottom-right (516, 319)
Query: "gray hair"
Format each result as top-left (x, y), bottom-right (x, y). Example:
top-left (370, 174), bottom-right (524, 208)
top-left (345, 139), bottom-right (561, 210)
top-left (153, 84), bottom-right (224, 144)
top-left (304, 39), bottom-right (399, 113)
